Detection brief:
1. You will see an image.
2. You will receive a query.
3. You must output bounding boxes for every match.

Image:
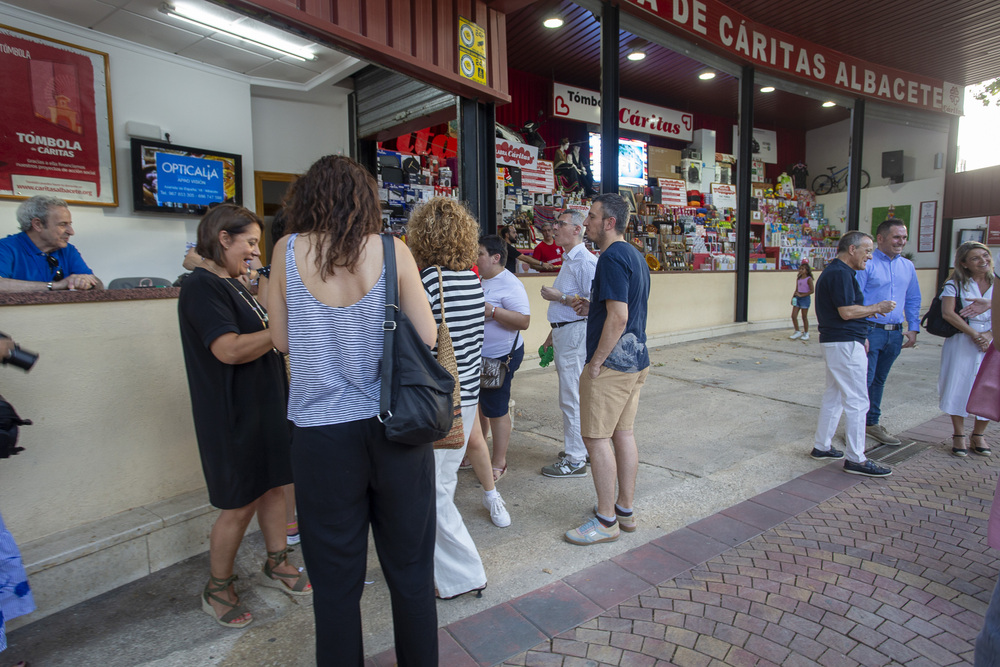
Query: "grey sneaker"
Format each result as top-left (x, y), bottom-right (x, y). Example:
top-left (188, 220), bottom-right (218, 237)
top-left (593, 504), bottom-right (636, 532)
top-left (558, 451), bottom-right (590, 465)
top-left (843, 459), bottom-right (892, 477)
top-left (866, 424), bottom-right (901, 446)
top-left (541, 456), bottom-right (588, 478)
top-left (483, 491), bottom-right (511, 528)
top-left (564, 517), bottom-right (619, 545)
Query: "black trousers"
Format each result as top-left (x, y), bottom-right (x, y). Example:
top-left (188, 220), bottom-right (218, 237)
top-left (291, 417), bottom-right (438, 666)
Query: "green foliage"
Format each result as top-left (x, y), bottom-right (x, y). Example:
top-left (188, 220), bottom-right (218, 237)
top-left (973, 78), bottom-right (1000, 107)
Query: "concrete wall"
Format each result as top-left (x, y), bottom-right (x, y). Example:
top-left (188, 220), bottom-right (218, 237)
top-left (0, 298), bottom-right (201, 542)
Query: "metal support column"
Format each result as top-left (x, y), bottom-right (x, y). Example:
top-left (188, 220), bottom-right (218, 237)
top-left (846, 98), bottom-right (865, 231)
top-left (734, 66), bottom-right (754, 323)
top-left (937, 114), bottom-right (961, 288)
top-left (600, 2), bottom-right (619, 194)
top-left (459, 97), bottom-right (497, 234)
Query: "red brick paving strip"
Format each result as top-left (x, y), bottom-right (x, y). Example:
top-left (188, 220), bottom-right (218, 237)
top-left (501, 441), bottom-right (999, 666)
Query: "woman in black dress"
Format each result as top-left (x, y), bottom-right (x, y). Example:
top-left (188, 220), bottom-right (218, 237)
top-left (178, 204), bottom-right (311, 628)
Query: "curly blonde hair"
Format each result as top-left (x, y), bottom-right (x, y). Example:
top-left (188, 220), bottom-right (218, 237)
top-left (406, 198), bottom-right (480, 270)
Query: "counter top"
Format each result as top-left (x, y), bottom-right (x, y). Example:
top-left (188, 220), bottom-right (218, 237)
top-left (0, 287), bottom-right (180, 306)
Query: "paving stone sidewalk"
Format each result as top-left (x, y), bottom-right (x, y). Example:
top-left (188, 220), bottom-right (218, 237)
top-left (364, 415), bottom-right (998, 667)
top-left (499, 417), bottom-right (998, 667)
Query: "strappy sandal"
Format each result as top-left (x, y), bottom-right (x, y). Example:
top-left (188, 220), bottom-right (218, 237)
top-left (971, 433), bottom-right (993, 457)
top-left (202, 574), bottom-right (253, 628)
top-left (492, 465), bottom-right (507, 483)
top-left (952, 434), bottom-right (969, 457)
top-left (261, 546), bottom-right (312, 597)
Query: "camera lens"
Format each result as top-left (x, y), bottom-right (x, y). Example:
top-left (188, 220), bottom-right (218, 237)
top-left (4, 347), bottom-right (38, 372)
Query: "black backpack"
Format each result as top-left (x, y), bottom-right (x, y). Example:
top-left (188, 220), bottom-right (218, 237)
top-left (921, 291), bottom-right (965, 338)
top-left (0, 394), bottom-right (31, 459)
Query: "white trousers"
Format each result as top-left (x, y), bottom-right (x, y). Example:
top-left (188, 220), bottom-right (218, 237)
top-left (433, 403), bottom-right (487, 598)
top-left (814, 341), bottom-right (870, 463)
top-left (552, 320), bottom-right (588, 463)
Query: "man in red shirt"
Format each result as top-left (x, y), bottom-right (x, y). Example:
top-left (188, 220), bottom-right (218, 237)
top-left (532, 223), bottom-right (562, 272)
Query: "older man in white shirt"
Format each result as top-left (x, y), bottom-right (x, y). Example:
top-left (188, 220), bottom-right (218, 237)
top-left (539, 209), bottom-right (598, 478)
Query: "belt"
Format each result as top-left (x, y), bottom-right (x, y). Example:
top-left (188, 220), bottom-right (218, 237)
top-left (869, 322), bottom-right (903, 331)
top-left (551, 319), bottom-right (586, 329)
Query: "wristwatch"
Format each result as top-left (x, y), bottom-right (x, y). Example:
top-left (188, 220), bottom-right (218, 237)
top-left (47, 282), bottom-right (53, 291)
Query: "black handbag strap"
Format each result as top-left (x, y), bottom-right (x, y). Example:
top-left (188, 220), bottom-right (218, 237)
top-left (504, 332), bottom-right (519, 363)
top-left (379, 235), bottom-right (398, 422)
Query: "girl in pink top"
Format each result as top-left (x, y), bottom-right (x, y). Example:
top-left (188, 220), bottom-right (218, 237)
top-left (789, 262), bottom-right (814, 340)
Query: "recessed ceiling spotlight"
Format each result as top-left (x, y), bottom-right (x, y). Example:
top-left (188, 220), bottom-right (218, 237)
top-left (698, 71), bottom-right (716, 80)
top-left (760, 86), bottom-right (775, 93)
top-left (627, 41), bottom-right (647, 61)
top-left (822, 101), bottom-right (836, 107)
top-left (543, 16), bottom-right (564, 29)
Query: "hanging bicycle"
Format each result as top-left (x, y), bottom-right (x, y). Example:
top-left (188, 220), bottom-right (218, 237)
top-left (811, 165), bottom-right (870, 195)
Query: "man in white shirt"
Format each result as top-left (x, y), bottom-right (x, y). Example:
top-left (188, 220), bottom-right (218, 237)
top-left (539, 209), bottom-right (597, 478)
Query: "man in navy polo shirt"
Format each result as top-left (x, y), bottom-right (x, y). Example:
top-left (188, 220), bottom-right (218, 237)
top-left (811, 231), bottom-right (896, 477)
top-left (0, 196), bottom-right (102, 292)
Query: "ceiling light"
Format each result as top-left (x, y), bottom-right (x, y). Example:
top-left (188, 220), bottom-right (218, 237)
top-left (760, 86), bottom-right (775, 93)
top-left (159, 3), bottom-right (316, 61)
top-left (543, 16), bottom-right (564, 29)
top-left (627, 48), bottom-right (646, 61)
top-left (822, 101), bottom-right (836, 107)
top-left (698, 71), bottom-right (716, 80)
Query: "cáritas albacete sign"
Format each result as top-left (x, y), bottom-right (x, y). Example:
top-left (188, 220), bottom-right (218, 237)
top-left (623, 0), bottom-right (963, 116)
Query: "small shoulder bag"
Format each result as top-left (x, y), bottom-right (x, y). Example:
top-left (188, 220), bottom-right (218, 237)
top-left (378, 236), bottom-right (456, 445)
top-left (481, 333), bottom-right (519, 390)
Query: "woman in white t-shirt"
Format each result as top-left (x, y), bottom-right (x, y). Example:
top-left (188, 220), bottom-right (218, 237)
top-left (476, 234), bottom-right (531, 483)
top-left (939, 241), bottom-right (994, 457)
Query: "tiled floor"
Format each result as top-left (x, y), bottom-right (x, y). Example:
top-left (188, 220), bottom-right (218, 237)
top-left (368, 415), bottom-right (1000, 667)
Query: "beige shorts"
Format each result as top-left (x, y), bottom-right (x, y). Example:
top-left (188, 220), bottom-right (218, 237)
top-left (579, 364), bottom-right (649, 439)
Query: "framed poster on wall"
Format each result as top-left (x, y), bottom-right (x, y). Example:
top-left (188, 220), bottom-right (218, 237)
top-left (0, 24), bottom-right (117, 206)
top-left (918, 200), bottom-right (937, 252)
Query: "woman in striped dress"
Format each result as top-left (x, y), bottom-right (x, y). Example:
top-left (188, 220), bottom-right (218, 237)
top-left (268, 156), bottom-right (439, 666)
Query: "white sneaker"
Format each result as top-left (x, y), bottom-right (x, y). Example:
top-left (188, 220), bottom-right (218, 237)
top-left (789, 331), bottom-right (803, 339)
top-left (483, 491), bottom-right (511, 528)
top-left (801, 333), bottom-right (810, 341)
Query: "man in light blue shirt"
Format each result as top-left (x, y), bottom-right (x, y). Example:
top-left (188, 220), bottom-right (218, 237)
top-left (855, 218), bottom-right (921, 446)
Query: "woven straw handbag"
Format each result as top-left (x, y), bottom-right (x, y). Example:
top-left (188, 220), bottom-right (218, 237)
top-left (433, 267), bottom-right (465, 449)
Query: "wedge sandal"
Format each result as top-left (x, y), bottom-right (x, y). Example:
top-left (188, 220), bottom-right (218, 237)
top-left (202, 574), bottom-right (253, 628)
top-left (261, 546), bottom-right (312, 597)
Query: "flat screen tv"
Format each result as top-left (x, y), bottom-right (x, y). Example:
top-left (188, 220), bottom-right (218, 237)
top-left (588, 133), bottom-right (648, 187)
top-left (131, 138), bottom-right (243, 214)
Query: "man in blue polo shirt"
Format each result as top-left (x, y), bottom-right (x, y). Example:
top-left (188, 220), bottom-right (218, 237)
top-left (0, 196), bottom-right (102, 292)
top-left (811, 231), bottom-right (896, 477)
top-left (855, 218), bottom-right (921, 446)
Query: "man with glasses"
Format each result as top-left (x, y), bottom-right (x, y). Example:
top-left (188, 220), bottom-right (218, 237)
top-left (0, 196), bottom-right (102, 291)
top-left (539, 209), bottom-right (597, 479)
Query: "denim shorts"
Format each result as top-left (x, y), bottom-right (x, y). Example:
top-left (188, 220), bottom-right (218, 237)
top-left (794, 296), bottom-right (812, 309)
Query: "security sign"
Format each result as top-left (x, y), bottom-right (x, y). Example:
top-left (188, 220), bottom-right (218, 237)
top-left (458, 17), bottom-right (487, 85)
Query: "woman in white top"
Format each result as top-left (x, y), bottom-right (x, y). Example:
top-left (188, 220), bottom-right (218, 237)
top-left (939, 241), bottom-right (994, 457)
top-left (268, 156), bottom-right (439, 666)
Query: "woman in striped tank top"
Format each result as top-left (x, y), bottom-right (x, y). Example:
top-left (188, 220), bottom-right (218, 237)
top-left (268, 156), bottom-right (439, 666)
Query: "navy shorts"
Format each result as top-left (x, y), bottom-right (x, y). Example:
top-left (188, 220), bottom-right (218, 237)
top-left (479, 344), bottom-right (524, 418)
top-left (794, 296), bottom-right (811, 309)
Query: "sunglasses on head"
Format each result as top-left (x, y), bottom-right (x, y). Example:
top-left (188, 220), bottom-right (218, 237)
top-left (45, 254), bottom-right (64, 282)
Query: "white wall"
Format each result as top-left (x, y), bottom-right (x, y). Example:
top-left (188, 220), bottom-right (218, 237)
top-left (251, 96), bottom-right (350, 174)
top-left (0, 5), bottom-right (353, 284)
top-left (807, 113), bottom-right (951, 270)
